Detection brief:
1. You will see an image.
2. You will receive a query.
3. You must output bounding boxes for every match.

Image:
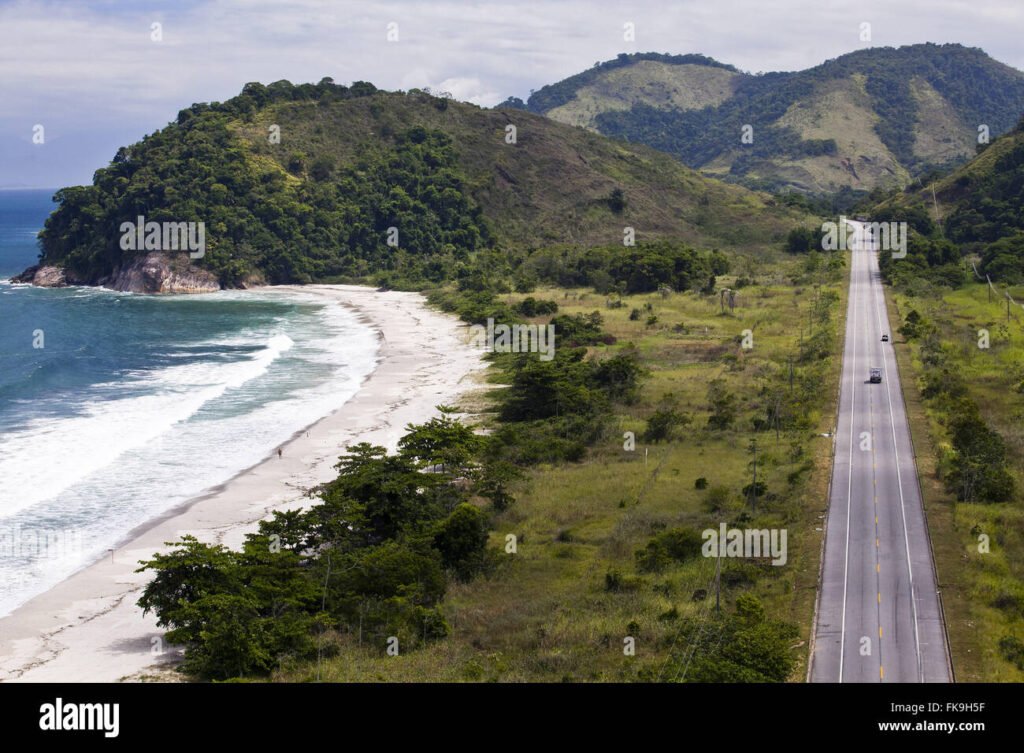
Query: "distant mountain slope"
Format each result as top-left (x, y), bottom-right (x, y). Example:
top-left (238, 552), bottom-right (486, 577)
top-left (31, 80), bottom-right (803, 289)
top-left (514, 44), bottom-right (1024, 195)
top-left (874, 116), bottom-right (1024, 282)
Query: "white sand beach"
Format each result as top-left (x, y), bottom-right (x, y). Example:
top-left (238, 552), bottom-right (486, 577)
top-left (0, 285), bottom-right (486, 682)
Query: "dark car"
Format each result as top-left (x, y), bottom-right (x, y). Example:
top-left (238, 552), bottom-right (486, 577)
top-left (881, 334), bottom-right (889, 342)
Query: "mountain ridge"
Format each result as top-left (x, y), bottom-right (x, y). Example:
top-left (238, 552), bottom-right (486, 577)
top-left (510, 44), bottom-right (1024, 195)
top-left (24, 79), bottom-right (806, 291)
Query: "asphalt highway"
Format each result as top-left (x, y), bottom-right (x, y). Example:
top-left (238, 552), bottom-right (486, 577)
top-left (810, 221), bottom-right (951, 683)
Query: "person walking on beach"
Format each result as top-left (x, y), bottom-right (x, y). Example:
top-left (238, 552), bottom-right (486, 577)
top-left (277, 447), bottom-right (283, 459)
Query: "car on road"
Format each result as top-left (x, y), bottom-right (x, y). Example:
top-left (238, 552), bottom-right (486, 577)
top-left (881, 334), bottom-right (889, 342)
top-left (869, 367), bottom-right (882, 383)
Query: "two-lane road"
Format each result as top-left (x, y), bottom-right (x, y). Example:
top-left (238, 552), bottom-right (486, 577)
top-left (811, 220), bottom-right (950, 683)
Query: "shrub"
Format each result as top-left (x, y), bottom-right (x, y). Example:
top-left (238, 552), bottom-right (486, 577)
top-left (636, 527), bottom-right (704, 572)
top-left (434, 503), bottom-right (490, 581)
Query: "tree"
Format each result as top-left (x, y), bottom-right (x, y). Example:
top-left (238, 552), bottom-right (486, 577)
top-left (670, 594), bottom-right (797, 682)
top-left (591, 348), bottom-right (646, 403)
top-left (325, 443), bottom-right (443, 541)
top-left (310, 156), bottom-right (335, 182)
top-left (785, 226), bottom-right (818, 254)
top-left (947, 409), bottom-right (1015, 503)
top-left (433, 503), bottom-right (490, 580)
top-left (476, 460), bottom-right (522, 511)
top-left (608, 187), bottom-right (626, 213)
top-left (707, 380), bottom-right (737, 430)
top-left (642, 396), bottom-right (692, 442)
top-left (136, 536), bottom-right (241, 643)
top-left (399, 406), bottom-right (482, 476)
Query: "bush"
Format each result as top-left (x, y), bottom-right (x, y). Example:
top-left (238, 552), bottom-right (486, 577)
top-left (667, 594), bottom-right (798, 682)
top-left (636, 527), bottom-right (704, 572)
top-left (707, 380), bottom-right (738, 430)
top-left (434, 503), bottom-right (490, 581)
top-left (605, 569), bottom-right (643, 592)
top-left (946, 406), bottom-right (1015, 503)
top-left (999, 635), bottom-right (1024, 670)
top-left (642, 401), bottom-right (693, 442)
top-left (515, 297), bottom-right (559, 317)
top-left (608, 187), bottom-right (626, 213)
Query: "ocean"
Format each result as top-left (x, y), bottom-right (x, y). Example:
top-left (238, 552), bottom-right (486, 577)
top-left (0, 189), bottom-right (379, 616)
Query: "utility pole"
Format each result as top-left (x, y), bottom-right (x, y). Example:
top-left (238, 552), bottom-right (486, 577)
top-left (748, 438), bottom-right (758, 512)
top-left (774, 396), bottom-right (781, 442)
top-left (714, 552), bottom-right (722, 616)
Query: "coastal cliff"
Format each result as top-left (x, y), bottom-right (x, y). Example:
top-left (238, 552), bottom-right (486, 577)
top-left (12, 252), bottom-right (221, 294)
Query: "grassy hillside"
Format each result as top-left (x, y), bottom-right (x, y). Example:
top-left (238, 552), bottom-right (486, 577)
top-left (517, 44), bottom-right (1024, 196)
top-left (876, 117), bottom-right (1024, 247)
top-left (874, 118), bottom-right (1024, 285)
top-left (543, 61), bottom-right (740, 130)
top-left (35, 79), bottom-right (803, 289)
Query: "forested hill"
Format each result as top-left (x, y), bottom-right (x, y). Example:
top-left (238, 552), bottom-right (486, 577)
top-left (33, 79), bottom-right (802, 290)
top-left (873, 116), bottom-right (1024, 285)
top-left (512, 44), bottom-right (1024, 196)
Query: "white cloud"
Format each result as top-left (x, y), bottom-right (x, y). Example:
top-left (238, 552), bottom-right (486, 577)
top-left (0, 0), bottom-right (1021, 185)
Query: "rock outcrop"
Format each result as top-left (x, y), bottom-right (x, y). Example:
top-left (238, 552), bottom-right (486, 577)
top-left (10, 265), bottom-right (68, 287)
top-left (105, 252), bottom-right (221, 294)
top-left (11, 253), bottom-right (221, 294)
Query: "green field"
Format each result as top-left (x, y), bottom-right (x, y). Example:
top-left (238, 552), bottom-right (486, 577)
top-left (275, 256), bottom-right (847, 682)
top-left (889, 281), bottom-right (1024, 681)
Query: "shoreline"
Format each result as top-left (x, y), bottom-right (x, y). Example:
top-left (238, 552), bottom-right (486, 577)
top-left (0, 284), bottom-right (486, 682)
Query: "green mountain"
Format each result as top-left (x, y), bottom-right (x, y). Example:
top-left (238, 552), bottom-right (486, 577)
top-left (513, 44), bottom-right (1024, 196)
top-left (874, 115), bottom-right (1024, 284)
top-left (28, 80), bottom-right (802, 290)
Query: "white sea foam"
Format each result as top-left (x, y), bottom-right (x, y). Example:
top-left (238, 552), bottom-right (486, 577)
top-left (0, 289), bottom-right (379, 616)
top-left (0, 332), bottom-right (295, 517)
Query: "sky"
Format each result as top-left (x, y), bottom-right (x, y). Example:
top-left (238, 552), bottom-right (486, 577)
top-left (1, 0), bottom-right (1022, 188)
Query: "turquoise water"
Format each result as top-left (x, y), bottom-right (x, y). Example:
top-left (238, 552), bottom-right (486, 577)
top-left (0, 190), bottom-right (378, 615)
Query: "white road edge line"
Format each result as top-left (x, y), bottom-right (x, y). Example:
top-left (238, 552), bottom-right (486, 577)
top-left (838, 223), bottom-right (860, 683)
top-left (868, 237), bottom-right (924, 682)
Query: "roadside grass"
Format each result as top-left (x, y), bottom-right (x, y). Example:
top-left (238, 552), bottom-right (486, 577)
top-left (274, 260), bottom-right (846, 682)
top-left (889, 281), bottom-right (1024, 681)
